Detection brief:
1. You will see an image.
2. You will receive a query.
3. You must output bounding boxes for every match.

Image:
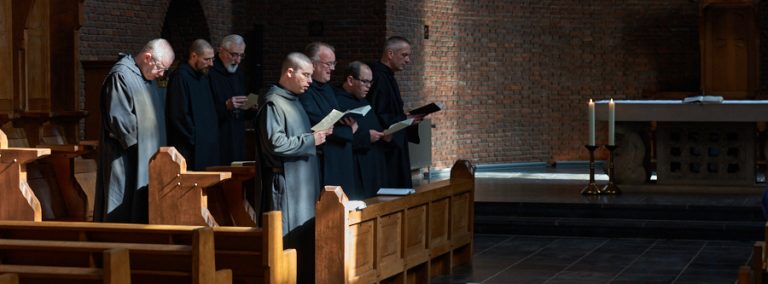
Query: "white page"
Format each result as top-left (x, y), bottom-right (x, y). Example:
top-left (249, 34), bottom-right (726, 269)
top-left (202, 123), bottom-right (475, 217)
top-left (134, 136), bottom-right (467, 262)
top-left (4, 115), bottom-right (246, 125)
top-left (240, 93), bottom-right (260, 110)
top-left (311, 109), bottom-right (345, 131)
top-left (382, 118), bottom-right (414, 135)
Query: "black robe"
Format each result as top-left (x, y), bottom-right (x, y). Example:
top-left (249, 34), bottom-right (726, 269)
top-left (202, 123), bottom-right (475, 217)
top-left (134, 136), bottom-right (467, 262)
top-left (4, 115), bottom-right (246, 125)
top-left (95, 54), bottom-right (165, 223)
top-left (256, 84), bottom-right (319, 284)
top-left (335, 88), bottom-right (386, 199)
top-left (166, 62), bottom-right (221, 170)
top-left (367, 61), bottom-right (419, 188)
top-left (209, 57), bottom-right (248, 164)
top-left (298, 81), bottom-right (355, 193)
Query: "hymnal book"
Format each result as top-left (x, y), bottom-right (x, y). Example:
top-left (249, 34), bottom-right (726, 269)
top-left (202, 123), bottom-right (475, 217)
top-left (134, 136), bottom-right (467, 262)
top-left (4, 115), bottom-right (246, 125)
top-left (377, 188), bottom-right (416, 195)
top-left (409, 102), bottom-right (443, 116)
top-left (346, 200), bottom-right (367, 211)
top-left (311, 106), bottom-right (372, 131)
top-left (682, 95), bottom-right (723, 104)
top-left (382, 118), bottom-right (414, 135)
top-left (240, 93), bottom-right (260, 110)
top-left (231, 161), bottom-right (257, 166)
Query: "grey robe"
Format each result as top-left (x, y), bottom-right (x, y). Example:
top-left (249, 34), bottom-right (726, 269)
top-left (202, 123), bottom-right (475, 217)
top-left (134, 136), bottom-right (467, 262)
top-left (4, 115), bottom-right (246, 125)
top-left (95, 54), bottom-right (165, 223)
top-left (256, 85), bottom-right (319, 284)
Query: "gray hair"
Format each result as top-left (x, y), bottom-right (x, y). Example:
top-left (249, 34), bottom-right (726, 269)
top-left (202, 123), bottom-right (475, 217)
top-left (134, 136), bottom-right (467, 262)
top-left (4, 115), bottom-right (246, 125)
top-left (220, 34), bottom-right (245, 50)
top-left (304, 41), bottom-right (335, 61)
top-left (383, 36), bottom-right (411, 53)
top-left (141, 38), bottom-right (174, 63)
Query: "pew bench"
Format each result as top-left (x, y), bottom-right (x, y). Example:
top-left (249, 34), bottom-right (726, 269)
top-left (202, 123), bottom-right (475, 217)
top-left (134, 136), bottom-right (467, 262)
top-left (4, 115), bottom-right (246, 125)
top-left (0, 274), bottom-right (19, 284)
top-left (0, 247), bottom-right (130, 284)
top-left (316, 160), bottom-right (475, 284)
top-left (739, 241), bottom-right (766, 284)
top-left (0, 211), bottom-right (296, 284)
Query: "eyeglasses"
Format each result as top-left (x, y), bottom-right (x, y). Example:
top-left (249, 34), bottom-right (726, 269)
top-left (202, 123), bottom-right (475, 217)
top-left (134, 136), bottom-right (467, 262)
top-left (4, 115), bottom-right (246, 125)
top-left (353, 78), bottom-right (372, 86)
top-left (224, 50), bottom-right (246, 59)
top-left (316, 60), bottom-right (336, 68)
top-left (151, 56), bottom-right (169, 72)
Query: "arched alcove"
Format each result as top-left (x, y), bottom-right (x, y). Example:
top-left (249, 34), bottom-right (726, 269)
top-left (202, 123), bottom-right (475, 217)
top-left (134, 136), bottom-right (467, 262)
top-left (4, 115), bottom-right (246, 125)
top-left (161, 0), bottom-right (211, 63)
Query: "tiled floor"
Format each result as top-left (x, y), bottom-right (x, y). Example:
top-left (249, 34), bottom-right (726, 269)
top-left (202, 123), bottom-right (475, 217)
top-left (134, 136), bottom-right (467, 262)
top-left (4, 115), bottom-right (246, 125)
top-left (432, 234), bottom-right (752, 284)
top-left (425, 163), bottom-right (760, 283)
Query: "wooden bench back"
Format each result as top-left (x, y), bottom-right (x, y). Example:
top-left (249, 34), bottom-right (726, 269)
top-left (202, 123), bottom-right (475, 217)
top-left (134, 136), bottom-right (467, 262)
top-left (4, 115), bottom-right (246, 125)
top-left (0, 247), bottom-right (130, 284)
top-left (316, 160), bottom-right (475, 283)
top-left (0, 211), bottom-right (296, 284)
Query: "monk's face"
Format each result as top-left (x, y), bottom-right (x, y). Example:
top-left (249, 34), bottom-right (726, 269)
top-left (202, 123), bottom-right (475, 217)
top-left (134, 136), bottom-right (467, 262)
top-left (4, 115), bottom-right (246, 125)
top-left (219, 43), bottom-right (245, 73)
top-left (350, 66), bottom-right (372, 100)
top-left (289, 62), bottom-right (313, 94)
top-left (142, 52), bottom-right (172, 80)
top-left (190, 48), bottom-right (214, 74)
top-left (311, 46), bottom-right (335, 84)
top-left (387, 43), bottom-right (411, 72)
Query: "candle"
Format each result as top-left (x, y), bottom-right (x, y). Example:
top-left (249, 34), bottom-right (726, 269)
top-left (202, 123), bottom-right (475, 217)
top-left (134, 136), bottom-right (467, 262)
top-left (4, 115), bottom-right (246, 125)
top-left (608, 98), bottom-right (615, 146)
top-left (588, 99), bottom-right (595, 146)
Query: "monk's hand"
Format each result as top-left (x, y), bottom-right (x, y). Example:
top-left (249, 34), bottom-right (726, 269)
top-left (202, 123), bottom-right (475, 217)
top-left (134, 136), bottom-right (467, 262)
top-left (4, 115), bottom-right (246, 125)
top-left (341, 117), bottom-right (358, 133)
top-left (370, 130), bottom-right (384, 143)
top-left (406, 112), bottom-right (425, 124)
top-left (228, 96), bottom-right (248, 110)
top-left (382, 133), bottom-right (393, 142)
top-left (313, 128), bottom-right (332, 145)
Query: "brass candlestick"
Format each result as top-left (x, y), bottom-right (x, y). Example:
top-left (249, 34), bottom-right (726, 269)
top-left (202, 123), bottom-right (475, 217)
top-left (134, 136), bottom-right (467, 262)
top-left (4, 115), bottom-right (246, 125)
top-left (581, 145), bottom-right (601, 195)
top-left (602, 145), bottom-right (621, 194)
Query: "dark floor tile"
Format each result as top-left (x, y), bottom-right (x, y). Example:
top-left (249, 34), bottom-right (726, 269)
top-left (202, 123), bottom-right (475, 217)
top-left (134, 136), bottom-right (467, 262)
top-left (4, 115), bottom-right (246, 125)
top-left (611, 272), bottom-right (679, 283)
top-left (473, 234), bottom-right (513, 253)
top-left (549, 270), bottom-right (616, 282)
top-left (674, 268), bottom-right (738, 284)
top-left (484, 268), bottom-right (559, 284)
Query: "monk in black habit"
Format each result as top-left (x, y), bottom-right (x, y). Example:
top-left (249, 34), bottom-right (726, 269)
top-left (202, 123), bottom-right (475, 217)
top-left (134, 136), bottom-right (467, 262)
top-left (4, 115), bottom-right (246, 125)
top-left (367, 36), bottom-right (424, 188)
top-left (336, 61), bottom-right (389, 199)
top-left (299, 42), bottom-right (357, 193)
top-left (167, 39), bottom-right (221, 170)
top-left (95, 39), bottom-right (174, 223)
top-left (256, 52), bottom-right (331, 284)
top-left (209, 34), bottom-right (251, 165)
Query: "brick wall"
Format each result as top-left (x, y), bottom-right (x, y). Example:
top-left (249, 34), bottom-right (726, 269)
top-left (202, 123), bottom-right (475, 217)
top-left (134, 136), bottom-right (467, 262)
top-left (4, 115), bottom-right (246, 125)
top-left (80, 0), bottom-right (768, 170)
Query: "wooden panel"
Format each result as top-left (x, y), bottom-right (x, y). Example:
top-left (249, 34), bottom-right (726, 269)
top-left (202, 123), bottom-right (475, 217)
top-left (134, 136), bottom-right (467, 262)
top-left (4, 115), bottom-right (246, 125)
top-left (25, 0), bottom-right (50, 112)
top-left (377, 212), bottom-right (403, 279)
top-left (0, 0), bottom-right (12, 111)
top-left (403, 205), bottom-right (428, 268)
top-left (451, 193), bottom-right (471, 244)
top-left (82, 60), bottom-right (114, 141)
top-left (429, 198), bottom-right (450, 255)
top-left (349, 220), bottom-right (375, 283)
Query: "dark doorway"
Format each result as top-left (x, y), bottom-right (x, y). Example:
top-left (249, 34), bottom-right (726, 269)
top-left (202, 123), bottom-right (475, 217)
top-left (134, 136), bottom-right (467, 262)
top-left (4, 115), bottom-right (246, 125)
top-left (243, 24), bottom-right (264, 94)
top-left (161, 0), bottom-right (211, 64)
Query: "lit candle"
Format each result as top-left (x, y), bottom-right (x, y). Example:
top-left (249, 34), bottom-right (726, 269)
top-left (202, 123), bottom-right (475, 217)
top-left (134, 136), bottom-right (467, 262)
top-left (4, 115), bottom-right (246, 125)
top-left (608, 98), bottom-right (615, 146)
top-left (588, 99), bottom-right (595, 146)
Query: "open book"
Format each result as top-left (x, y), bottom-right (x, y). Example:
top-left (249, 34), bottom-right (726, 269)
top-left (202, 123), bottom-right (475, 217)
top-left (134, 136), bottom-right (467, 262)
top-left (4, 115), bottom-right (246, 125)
top-left (346, 200), bottom-right (367, 211)
top-left (409, 102), bottom-right (443, 116)
top-left (310, 105), bottom-right (372, 131)
top-left (377, 188), bottom-right (416, 195)
top-left (682, 95), bottom-right (723, 104)
top-left (230, 161), bottom-right (257, 166)
top-left (382, 118), bottom-right (414, 135)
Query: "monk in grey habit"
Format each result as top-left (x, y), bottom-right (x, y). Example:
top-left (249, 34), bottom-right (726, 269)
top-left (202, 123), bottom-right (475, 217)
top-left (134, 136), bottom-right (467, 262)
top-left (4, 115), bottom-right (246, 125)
top-left (167, 39), bottom-right (221, 170)
top-left (256, 52), bottom-right (331, 284)
top-left (95, 38), bottom-right (174, 223)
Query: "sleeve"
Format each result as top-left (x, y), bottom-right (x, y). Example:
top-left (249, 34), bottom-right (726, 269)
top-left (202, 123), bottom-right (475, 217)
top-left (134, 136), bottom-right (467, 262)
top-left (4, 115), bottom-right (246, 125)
top-left (166, 73), bottom-right (195, 145)
top-left (367, 77), bottom-right (399, 128)
top-left (263, 103), bottom-right (316, 157)
top-left (351, 126), bottom-right (372, 152)
top-left (102, 73), bottom-right (138, 149)
top-left (299, 94), bottom-right (327, 125)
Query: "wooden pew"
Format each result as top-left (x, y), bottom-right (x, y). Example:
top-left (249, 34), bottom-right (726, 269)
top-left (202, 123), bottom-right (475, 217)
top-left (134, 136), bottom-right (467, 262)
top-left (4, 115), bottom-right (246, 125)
top-left (207, 163), bottom-right (260, 227)
top-left (148, 147), bottom-right (232, 226)
top-left (741, 241), bottom-right (766, 283)
top-left (0, 273), bottom-right (19, 284)
top-left (0, 128), bottom-right (51, 221)
top-left (0, 122), bottom-right (93, 221)
top-left (0, 247), bottom-right (130, 284)
top-left (0, 211), bottom-right (296, 284)
top-left (315, 160), bottom-right (475, 284)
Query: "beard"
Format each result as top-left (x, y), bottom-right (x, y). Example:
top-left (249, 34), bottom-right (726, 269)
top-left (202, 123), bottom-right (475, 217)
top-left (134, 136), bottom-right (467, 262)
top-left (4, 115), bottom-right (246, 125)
top-left (197, 66), bottom-right (210, 75)
top-left (226, 64), bottom-right (239, 73)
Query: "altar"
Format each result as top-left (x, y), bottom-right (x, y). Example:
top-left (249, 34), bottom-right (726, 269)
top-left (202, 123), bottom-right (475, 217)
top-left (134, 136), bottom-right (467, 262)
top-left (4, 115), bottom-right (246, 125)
top-left (595, 100), bottom-right (768, 185)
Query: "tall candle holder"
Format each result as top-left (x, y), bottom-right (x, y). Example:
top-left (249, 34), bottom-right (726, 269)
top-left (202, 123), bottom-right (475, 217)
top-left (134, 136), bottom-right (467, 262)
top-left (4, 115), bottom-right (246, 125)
top-left (601, 145), bottom-right (621, 195)
top-left (581, 145), bottom-right (601, 195)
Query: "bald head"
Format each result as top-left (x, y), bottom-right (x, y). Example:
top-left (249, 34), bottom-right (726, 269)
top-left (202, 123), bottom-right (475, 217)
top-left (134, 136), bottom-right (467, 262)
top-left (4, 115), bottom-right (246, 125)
top-left (136, 38), bottom-right (174, 80)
